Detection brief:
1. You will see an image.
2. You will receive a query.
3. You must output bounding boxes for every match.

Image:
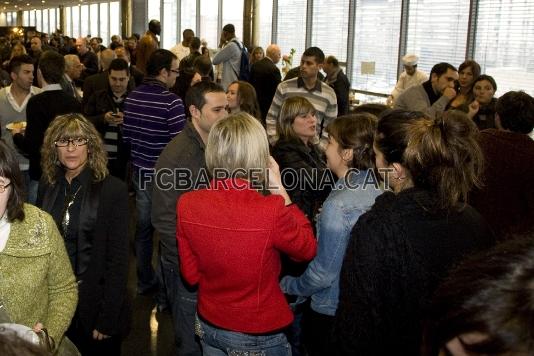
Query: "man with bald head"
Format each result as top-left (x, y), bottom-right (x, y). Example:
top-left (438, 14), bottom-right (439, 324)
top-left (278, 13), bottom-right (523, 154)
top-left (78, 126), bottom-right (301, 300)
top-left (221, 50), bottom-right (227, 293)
top-left (249, 43), bottom-right (282, 123)
top-left (76, 37), bottom-right (99, 79)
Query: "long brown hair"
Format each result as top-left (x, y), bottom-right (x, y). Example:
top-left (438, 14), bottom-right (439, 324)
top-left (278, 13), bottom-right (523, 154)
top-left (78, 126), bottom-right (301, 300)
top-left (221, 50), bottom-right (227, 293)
top-left (375, 109), bottom-right (483, 210)
top-left (0, 140), bottom-right (25, 222)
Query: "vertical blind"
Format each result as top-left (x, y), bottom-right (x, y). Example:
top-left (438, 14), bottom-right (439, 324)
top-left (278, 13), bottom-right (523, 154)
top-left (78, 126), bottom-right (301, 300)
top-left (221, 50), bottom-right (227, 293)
top-left (475, 0), bottom-right (534, 96)
top-left (351, 0), bottom-right (402, 94)
top-left (277, 0), bottom-right (307, 68)
top-left (406, 0), bottom-right (469, 77)
top-left (311, 0), bottom-right (350, 63)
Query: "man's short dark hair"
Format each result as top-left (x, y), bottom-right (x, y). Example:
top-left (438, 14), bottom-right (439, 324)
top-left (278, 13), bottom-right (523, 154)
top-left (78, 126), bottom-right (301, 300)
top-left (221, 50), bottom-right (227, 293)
top-left (222, 24), bottom-right (235, 33)
top-left (38, 50), bottom-right (65, 84)
top-left (302, 47), bottom-right (325, 64)
top-left (146, 49), bottom-right (177, 76)
top-left (325, 55), bottom-right (339, 67)
top-left (496, 91), bottom-right (534, 134)
top-left (8, 54), bottom-right (34, 74)
top-left (108, 58), bottom-right (130, 75)
top-left (185, 81), bottom-right (224, 112)
top-left (190, 37), bottom-right (201, 51)
top-left (193, 56), bottom-right (213, 77)
top-left (430, 62), bottom-right (457, 78)
top-left (183, 29), bottom-right (194, 37)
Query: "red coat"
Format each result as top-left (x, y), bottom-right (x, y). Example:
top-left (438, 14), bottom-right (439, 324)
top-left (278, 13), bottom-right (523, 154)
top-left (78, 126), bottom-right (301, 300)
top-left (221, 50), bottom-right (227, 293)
top-left (177, 178), bottom-right (317, 333)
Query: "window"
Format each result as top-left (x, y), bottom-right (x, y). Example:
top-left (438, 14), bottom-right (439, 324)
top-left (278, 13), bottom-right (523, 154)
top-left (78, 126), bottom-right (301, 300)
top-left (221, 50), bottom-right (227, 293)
top-left (23, 11), bottom-right (29, 27)
top-left (42, 9), bottom-right (49, 34)
top-left (277, 0), bottom-right (307, 68)
top-left (65, 7), bottom-right (72, 37)
top-left (406, 0), bottom-right (469, 75)
top-left (351, 0), bottom-right (402, 94)
top-left (90, 4), bottom-right (99, 39)
top-left (181, 0), bottom-right (196, 37)
top-left (147, 0), bottom-right (160, 23)
top-left (222, 0), bottom-right (244, 40)
top-left (312, 0), bottom-right (349, 62)
top-left (200, 0), bottom-right (218, 51)
top-left (162, 0), bottom-right (178, 49)
top-left (72, 6), bottom-right (80, 38)
top-left (258, 0), bottom-right (273, 48)
top-left (475, 0), bottom-right (534, 96)
top-left (100, 3), bottom-right (109, 45)
top-left (35, 10), bottom-right (42, 33)
top-left (50, 8), bottom-right (56, 33)
top-left (110, 2), bottom-right (120, 40)
top-left (81, 5), bottom-right (89, 36)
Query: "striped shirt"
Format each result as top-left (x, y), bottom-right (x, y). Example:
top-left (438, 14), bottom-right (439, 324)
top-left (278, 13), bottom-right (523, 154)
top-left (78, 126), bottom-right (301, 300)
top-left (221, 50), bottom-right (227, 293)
top-left (266, 77), bottom-right (338, 143)
top-left (123, 79), bottom-right (185, 171)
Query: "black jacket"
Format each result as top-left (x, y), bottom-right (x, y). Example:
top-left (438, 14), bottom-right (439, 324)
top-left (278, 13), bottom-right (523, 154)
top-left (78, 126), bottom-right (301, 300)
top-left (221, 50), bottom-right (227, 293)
top-left (37, 171), bottom-right (131, 337)
top-left (250, 57), bottom-right (281, 122)
top-left (271, 138), bottom-right (331, 220)
top-left (326, 69), bottom-right (350, 116)
top-left (82, 71), bottom-right (136, 110)
top-left (13, 90), bottom-right (81, 180)
top-left (333, 188), bottom-right (494, 355)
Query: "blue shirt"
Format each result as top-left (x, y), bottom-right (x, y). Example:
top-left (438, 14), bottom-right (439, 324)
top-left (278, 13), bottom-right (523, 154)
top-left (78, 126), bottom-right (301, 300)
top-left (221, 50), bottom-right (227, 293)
top-left (280, 169), bottom-right (382, 316)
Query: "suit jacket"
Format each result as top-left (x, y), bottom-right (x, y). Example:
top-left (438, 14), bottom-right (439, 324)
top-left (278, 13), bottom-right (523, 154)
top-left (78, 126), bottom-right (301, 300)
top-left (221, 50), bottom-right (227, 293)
top-left (60, 74), bottom-right (82, 103)
top-left (37, 172), bottom-right (131, 337)
top-left (13, 89), bottom-right (81, 180)
top-left (82, 71), bottom-right (136, 110)
top-left (250, 57), bottom-right (281, 122)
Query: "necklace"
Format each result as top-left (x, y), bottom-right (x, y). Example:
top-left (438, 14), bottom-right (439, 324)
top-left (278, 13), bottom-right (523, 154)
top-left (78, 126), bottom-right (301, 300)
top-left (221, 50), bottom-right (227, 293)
top-left (61, 185), bottom-right (82, 237)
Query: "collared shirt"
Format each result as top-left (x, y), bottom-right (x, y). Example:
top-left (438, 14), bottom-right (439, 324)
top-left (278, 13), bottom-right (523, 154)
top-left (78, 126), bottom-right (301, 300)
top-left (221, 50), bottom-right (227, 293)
top-left (50, 167), bottom-right (92, 275)
top-left (5, 85), bottom-right (41, 113)
top-left (42, 83), bottom-right (63, 92)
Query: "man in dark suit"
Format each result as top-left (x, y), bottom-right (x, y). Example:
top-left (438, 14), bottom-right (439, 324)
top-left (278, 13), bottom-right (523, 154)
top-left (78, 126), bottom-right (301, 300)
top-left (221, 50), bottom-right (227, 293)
top-left (12, 50), bottom-right (81, 203)
top-left (323, 55), bottom-right (351, 116)
top-left (249, 44), bottom-right (282, 124)
top-left (76, 37), bottom-right (99, 81)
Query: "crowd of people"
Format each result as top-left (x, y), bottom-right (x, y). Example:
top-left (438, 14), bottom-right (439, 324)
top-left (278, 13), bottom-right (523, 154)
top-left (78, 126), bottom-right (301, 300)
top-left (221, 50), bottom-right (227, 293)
top-left (0, 18), bottom-right (532, 356)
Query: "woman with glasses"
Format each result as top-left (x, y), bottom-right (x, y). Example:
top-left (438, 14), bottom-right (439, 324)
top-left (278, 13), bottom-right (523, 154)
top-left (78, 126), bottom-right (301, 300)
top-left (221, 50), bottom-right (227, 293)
top-left (37, 113), bottom-right (130, 356)
top-left (333, 110), bottom-right (494, 355)
top-left (0, 139), bottom-right (78, 353)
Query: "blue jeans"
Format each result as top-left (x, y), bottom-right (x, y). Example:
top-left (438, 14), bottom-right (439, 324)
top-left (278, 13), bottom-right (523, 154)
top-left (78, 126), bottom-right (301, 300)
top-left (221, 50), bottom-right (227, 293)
top-left (161, 259), bottom-right (201, 356)
top-left (133, 170), bottom-right (157, 292)
top-left (196, 318), bottom-right (291, 356)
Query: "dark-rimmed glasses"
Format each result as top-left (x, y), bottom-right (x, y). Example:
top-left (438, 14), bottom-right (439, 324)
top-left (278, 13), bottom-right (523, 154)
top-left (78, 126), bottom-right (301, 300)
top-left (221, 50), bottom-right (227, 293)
top-left (54, 138), bottom-right (89, 147)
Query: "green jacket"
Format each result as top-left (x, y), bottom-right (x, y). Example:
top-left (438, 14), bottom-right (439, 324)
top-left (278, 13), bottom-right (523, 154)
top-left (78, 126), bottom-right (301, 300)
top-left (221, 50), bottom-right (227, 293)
top-left (0, 204), bottom-right (78, 343)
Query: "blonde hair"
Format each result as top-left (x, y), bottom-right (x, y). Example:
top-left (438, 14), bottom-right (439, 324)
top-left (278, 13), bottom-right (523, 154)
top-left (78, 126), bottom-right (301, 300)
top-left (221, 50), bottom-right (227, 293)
top-left (276, 96), bottom-right (316, 142)
top-left (206, 112), bottom-right (269, 181)
top-left (41, 113), bottom-right (108, 184)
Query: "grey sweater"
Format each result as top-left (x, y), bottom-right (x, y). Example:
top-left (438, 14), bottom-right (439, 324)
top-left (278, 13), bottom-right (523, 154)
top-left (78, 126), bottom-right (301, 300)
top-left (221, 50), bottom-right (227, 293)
top-left (0, 86), bottom-right (42, 170)
top-left (394, 83), bottom-right (451, 119)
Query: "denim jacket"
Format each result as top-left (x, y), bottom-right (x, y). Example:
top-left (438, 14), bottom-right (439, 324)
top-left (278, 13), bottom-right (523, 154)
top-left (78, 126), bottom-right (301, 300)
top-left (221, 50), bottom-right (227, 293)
top-left (280, 169), bottom-right (382, 316)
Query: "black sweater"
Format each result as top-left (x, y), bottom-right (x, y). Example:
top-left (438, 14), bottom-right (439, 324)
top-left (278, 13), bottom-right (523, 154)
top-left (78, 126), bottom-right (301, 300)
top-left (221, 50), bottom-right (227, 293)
top-left (333, 188), bottom-right (494, 355)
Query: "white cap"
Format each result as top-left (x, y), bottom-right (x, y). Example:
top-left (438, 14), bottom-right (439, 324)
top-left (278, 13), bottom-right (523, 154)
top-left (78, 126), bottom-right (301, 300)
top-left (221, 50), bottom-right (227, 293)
top-left (402, 54), bottom-right (418, 66)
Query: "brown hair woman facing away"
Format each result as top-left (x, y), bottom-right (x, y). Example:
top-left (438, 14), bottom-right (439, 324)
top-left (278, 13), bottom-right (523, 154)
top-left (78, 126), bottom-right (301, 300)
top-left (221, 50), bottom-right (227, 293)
top-left (332, 110), bottom-right (495, 356)
top-left (37, 113), bottom-right (130, 356)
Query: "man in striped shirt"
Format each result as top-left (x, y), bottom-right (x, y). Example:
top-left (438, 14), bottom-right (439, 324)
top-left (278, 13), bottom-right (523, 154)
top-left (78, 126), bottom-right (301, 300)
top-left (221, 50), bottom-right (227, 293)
top-left (266, 47), bottom-right (337, 144)
top-left (123, 49), bottom-right (185, 296)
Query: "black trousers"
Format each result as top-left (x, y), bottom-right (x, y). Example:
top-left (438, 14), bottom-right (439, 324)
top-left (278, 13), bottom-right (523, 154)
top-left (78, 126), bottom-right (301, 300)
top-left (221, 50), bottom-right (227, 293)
top-left (302, 308), bottom-right (335, 356)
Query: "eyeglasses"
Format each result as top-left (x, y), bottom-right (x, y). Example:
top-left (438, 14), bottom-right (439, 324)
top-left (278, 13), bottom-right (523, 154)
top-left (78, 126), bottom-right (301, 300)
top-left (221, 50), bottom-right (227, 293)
top-left (54, 137), bottom-right (89, 147)
top-left (0, 182), bottom-right (11, 193)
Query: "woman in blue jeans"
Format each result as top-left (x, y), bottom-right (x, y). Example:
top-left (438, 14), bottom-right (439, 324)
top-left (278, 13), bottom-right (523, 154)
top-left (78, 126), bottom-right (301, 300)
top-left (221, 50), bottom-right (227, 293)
top-left (280, 113), bottom-right (382, 355)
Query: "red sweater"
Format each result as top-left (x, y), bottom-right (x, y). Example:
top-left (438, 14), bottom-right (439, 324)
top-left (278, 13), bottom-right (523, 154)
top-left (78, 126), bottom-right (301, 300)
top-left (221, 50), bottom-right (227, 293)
top-left (177, 178), bottom-right (316, 333)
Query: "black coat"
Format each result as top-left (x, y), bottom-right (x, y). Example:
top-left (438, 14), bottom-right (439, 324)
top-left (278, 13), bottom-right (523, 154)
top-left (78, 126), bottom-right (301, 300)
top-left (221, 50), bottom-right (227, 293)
top-left (326, 69), bottom-right (350, 116)
top-left (271, 138), bottom-right (331, 220)
top-left (250, 57), bottom-right (281, 122)
top-left (37, 173), bottom-right (131, 337)
top-left (333, 188), bottom-right (494, 355)
top-left (82, 71), bottom-right (136, 110)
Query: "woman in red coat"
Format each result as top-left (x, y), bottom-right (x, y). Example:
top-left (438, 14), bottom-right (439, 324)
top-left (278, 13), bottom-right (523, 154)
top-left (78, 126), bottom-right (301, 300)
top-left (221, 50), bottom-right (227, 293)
top-left (177, 112), bottom-right (317, 356)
